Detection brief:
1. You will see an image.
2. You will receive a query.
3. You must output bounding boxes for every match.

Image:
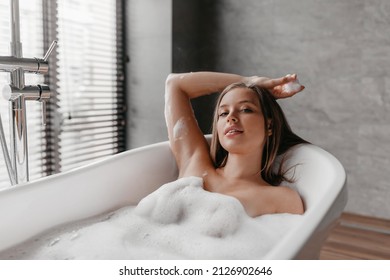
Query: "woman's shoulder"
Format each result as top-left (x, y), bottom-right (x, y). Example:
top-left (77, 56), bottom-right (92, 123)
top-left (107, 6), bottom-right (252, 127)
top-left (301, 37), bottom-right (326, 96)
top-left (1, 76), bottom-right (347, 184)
top-left (271, 185), bottom-right (304, 214)
top-left (237, 184), bottom-right (304, 216)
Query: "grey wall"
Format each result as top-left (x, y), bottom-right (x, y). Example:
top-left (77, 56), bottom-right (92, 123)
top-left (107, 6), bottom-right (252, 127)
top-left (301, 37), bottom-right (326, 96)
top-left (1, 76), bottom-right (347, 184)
top-left (127, 0), bottom-right (390, 219)
top-left (126, 0), bottom-right (172, 148)
top-left (172, 0), bottom-right (219, 134)
top-left (196, 0), bottom-right (390, 219)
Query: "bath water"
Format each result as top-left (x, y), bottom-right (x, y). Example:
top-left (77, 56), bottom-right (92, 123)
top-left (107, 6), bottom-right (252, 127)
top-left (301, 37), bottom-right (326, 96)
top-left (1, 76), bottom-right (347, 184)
top-left (0, 177), bottom-right (303, 259)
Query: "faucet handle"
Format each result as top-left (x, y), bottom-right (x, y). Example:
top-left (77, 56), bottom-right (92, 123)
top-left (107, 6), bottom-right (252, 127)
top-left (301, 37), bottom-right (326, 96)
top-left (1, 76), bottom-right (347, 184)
top-left (43, 40), bottom-right (57, 62)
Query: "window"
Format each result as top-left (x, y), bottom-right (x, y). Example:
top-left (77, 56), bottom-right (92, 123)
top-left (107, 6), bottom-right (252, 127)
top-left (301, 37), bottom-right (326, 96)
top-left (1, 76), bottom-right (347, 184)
top-left (0, 0), bottom-right (126, 188)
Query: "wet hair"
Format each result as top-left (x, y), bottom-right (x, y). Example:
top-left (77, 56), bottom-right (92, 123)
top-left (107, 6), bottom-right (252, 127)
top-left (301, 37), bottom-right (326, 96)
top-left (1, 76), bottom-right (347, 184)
top-left (210, 82), bottom-right (308, 185)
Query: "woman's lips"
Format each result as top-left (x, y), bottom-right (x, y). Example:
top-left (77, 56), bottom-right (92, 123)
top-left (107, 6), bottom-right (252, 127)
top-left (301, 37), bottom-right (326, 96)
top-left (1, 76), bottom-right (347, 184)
top-left (224, 126), bottom-right (243, 135)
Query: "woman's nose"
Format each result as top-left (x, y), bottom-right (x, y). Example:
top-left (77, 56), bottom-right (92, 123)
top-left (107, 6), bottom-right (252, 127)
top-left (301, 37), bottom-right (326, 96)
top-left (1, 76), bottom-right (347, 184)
top-left (227, 114), bottom-right (238, 123)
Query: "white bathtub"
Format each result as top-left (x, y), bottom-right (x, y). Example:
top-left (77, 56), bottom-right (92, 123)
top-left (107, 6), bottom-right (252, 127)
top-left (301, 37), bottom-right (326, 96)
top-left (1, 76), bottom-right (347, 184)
top-left (0, 137), bottom-right (347, 259)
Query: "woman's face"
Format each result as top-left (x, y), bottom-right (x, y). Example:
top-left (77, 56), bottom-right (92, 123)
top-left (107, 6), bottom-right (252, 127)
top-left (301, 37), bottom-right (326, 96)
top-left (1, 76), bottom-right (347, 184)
top-left (216, 87), bottom-right (268, 155)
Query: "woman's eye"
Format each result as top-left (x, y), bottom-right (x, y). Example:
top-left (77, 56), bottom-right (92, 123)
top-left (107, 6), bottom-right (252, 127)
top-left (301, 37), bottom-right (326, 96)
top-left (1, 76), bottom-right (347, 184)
top-left (219, 112), bottom-right (228, 117)
top-left (241, 108), bottom-right (253, 113)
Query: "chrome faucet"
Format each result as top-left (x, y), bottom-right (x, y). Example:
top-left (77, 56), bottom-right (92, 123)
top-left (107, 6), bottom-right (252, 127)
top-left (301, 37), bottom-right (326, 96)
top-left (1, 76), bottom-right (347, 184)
top-left (0, 0), bottom-right (56, 185)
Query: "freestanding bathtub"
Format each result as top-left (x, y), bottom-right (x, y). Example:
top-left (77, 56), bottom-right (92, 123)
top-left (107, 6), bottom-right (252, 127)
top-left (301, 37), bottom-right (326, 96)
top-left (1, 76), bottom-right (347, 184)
top-left (0, 136), bottom-right (347, 259)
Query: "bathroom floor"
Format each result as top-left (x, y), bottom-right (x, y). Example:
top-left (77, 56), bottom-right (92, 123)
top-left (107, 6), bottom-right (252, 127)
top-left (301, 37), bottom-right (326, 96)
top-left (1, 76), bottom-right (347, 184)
top-left (319, 212), bottom-right (390, 260)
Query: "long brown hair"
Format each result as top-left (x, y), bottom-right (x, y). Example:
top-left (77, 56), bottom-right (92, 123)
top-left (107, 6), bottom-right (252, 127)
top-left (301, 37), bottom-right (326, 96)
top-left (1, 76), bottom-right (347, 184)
top-left (210, 82), bottom-right (308, 185)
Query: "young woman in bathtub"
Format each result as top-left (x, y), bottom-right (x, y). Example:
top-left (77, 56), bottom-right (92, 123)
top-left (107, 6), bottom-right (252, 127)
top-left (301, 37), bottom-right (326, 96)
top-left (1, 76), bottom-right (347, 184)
top-left (165, 72), bottom-right (308, 217)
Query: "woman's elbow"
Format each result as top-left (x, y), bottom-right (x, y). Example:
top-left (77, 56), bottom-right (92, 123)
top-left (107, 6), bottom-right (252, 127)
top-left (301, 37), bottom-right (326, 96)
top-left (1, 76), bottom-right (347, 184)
top-left (165, 73), bottom-right (180, 87)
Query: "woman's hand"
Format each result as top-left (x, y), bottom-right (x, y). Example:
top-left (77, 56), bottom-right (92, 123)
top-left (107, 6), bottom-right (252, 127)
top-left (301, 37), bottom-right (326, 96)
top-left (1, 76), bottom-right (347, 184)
top-left (247, 74), bottom-right (305, 99)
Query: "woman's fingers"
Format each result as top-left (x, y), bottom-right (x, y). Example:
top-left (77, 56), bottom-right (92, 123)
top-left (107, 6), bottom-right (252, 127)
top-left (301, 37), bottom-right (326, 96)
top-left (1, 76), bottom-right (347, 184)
top-left (263, 76), bottom-right (290, 88)
top-left (249, 74), bottom-right (304, 99)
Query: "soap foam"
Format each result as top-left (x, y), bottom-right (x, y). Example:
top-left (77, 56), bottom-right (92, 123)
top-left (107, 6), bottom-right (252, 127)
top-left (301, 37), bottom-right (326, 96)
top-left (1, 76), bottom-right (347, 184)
top-left (172, 118), bottom-right (188, 141)
top-left (282, 79), bottom-right (302, 94)
top-left (0, 177), bottom-right (302, 259)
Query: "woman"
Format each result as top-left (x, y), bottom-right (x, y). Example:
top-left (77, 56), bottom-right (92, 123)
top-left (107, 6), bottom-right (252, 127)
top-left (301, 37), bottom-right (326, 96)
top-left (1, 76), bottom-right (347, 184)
top-left (165, 72), bottom-right (307, 217)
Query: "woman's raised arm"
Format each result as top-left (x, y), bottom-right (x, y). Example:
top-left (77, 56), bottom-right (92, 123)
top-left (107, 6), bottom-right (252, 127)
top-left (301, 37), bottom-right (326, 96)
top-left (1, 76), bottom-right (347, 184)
top-left (164, 72), bottom-right (303, 177)
top-left (164, 72), bottom-right (245, 177)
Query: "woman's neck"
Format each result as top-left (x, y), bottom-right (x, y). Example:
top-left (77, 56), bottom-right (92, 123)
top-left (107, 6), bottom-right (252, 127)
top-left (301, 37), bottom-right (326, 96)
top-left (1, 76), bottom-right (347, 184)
top-left (218, 152), bottom-right (266, 183)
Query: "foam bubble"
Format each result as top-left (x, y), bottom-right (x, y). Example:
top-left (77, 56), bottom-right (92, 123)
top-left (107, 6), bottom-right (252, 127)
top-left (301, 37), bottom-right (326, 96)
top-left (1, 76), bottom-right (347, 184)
top-left (172, 118), bottom-right (188, 141)
top-left (282, 79), bottom-right (302, 93)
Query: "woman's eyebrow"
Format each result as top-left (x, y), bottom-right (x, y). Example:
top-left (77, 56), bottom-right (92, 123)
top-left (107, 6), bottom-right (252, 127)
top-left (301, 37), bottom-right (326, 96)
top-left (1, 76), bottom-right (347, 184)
top-left (219, 100), bottom-right (257, 108)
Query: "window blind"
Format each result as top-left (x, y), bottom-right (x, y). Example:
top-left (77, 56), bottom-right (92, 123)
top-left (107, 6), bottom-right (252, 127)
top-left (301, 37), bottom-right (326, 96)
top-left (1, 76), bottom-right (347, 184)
top-left (0, 0), bottom-right (126, 188)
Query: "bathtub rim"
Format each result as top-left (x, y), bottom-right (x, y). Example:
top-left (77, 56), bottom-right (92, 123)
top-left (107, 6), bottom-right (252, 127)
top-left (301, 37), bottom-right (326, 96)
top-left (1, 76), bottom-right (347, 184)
top-left (0, 140), bottom-right (173, 195)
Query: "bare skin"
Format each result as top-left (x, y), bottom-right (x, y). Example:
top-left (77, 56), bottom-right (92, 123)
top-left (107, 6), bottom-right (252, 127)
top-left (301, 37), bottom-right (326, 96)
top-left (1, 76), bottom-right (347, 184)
top-left (165, 72), bottom-right (305, 217)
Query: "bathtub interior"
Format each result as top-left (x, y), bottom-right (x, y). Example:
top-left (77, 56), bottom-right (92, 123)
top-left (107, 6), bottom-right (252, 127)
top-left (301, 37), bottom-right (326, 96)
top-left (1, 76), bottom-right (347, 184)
top-left (0, 138), bottom-right (347, 259)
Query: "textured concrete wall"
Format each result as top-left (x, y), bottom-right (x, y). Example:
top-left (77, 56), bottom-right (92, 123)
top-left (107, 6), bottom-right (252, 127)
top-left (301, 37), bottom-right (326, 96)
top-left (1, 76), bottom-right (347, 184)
top-left (210, 0), bottom-right (389, 219)
top-left (126, 0), bottom-right (172, 148)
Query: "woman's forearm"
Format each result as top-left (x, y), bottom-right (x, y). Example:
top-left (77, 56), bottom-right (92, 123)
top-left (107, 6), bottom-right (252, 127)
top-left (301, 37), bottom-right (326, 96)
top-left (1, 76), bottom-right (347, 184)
top-left (165, 71), bottom-right (305, 100)
top-left (166, 72), bottom-right (247, 99)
